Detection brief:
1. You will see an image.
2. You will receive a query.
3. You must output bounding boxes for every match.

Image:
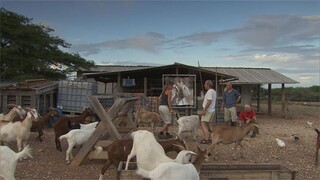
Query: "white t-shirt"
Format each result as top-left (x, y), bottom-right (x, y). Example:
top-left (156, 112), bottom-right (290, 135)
top-left (202, 88), bottom-right (217, 112)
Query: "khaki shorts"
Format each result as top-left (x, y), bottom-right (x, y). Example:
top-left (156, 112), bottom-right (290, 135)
top-left (159, 105), bottom-right (172, 124)
top-left (201, 111), bottom-right (214, 123)
top-left (224, 107), bottom-right (237, 122)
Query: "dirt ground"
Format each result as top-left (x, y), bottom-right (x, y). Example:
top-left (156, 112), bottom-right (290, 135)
top-left (8, 103), bottom-right (320, 179)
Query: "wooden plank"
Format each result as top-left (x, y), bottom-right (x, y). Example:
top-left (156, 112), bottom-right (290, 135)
top-left (70, 96), bottom-right (138, 166)
top-left (70, 122), bottom-right (107, 166)
top-left (95, 140), bottom-right (113, 147)
top-left (87, 95), bottom-right (122, 140)
top-left (87, 151), bottom-right (108, 160)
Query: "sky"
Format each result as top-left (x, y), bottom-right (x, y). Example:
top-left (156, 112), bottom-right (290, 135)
top-left (1, 0), bottom-right (320, 87)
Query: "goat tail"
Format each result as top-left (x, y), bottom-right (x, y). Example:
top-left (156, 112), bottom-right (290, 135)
top-left (315, 128), bottom-right (320, 135)
top-left (136, 167), bottom-right (152, 179)
top-left (16, 145), bottom-right (32, 160)
top-left (94, 146), bottom-right (103, 155)
top-left (59, 134), bottom-right (68, 141)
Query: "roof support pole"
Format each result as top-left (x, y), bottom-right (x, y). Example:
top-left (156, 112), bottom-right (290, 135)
top-left (268, 84), bottom-right (272, 115)
top-left (144, 77), bottom-right (147, 95)
top-left (281, 83), bottom-right (286, 117)
top-left (257, 84), bottom-right (261, 112)
top-left (117, 73), bottom-right (121, 93)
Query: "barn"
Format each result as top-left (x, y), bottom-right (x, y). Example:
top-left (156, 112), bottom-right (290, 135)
top-left (78, 62), bottom-right (298, 121)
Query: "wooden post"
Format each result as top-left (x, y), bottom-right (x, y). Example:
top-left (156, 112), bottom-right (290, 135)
top-left (281, 83), bottom-right (285, 117)
top-left (257, 84), bottom-right (261, 112)
top-left (268, 84), bottom-right (272, 116)
top-left (144, 77), bottom-right (147, 95)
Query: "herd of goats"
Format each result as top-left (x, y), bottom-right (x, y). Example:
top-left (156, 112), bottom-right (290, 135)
top-left (0, 104), bottom-right (319, 180)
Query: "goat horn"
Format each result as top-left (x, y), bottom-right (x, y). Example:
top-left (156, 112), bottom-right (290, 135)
top-left (183, 139), bottom-right (190, 150)
top-left (172, 144), bottom-right (186, 151)
top-left (173, 132), bottom-right (183, 141)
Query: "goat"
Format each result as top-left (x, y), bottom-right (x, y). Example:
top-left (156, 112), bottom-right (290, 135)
top-left (97, 136), bottom-right (188, 180)
top-left (59, 127), bottom-right (96, 164)
top-left (135, 107), bottom-right (161, 131)
top-left (68, 121), bottom-right (99, 130)
top-left (125, 130), bottom-right (196, 171)
top-left (0, 109), bottom-right (39, 152)
top-left (315, 128), bottom-right (320, 166)
top-left (207, 123), bottom-right (259, 160)
top-left (0, 106), bottom-right (26, 122)
top-left (136, 146), bottom-right (208, 180)
top-left (176, 115), bottom-right (200, 141)
top-left (0, 145), bottom-right (32, 180)
top-left (53, 107), bottom-right (93, 151)
top-left (30, 108), bottom-right (59, 142)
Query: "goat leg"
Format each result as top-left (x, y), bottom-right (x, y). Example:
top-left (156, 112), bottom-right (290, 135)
top-left (99, 160), bottom-right (113, 180)
top-left (316, 147), bottom-right (319, 166)
top-left (66, 143), bottom-right (75, 164)
top-left (125, 145), bottom-right (136, 170)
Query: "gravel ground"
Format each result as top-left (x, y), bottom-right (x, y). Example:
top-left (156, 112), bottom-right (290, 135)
top-left (8, 103), bottom-right (320, 180)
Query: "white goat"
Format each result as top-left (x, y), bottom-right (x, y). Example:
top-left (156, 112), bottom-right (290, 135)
top-left (80, 121), bottom-right (99, 130)
top-left (0, 145), bottom-right (32, 180)
top-left (0, 109), bottom-right (39, 151)
top-left (59, 128), bottom-right (96, 163)
top-left (136, 146), bottom-right (208, 180)
top-left (177, 115), bottom-right (200, 141)
top-left (136, 162), bottom-right (199, 180)
top-left (125, 130), bottom-right (196, 171)
top-left (0, 106), bottom-right (26, 122)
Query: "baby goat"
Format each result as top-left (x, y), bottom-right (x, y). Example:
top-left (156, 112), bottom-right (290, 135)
top-left (135, 107), bottom-right (161, 131)
top-left (54, 107), bottom-right (93, 151)
top-left (59, 125), bottom-right (97, 164)
top-left (207, 123), bottom-right (259, 160)
top-left (176, 115), bottom-right (200, 141)
top-left (0, 145), bottom-right (32, 180)
top-left (315, 128), bottom-right (320, 166)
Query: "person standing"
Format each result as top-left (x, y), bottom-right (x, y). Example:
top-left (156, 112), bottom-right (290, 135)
top-left (200, 80), bottom-right (217, 144)
top-left (158, 81), bottom-right (174, 139)
top-left (222, 82), bottom-right (241, 126)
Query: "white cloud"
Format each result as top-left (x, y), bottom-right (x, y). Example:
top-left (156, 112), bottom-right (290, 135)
top-left (71, 32), bottom-right (166, 56)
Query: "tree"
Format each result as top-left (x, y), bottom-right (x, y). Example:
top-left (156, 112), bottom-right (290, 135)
top-left (0, 8), bottom-right (94, 81)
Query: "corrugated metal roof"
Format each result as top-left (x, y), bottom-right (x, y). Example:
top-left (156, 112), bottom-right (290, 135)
top-left (86, 65), bottom-right (152, 73)
top-left (84, 64), bottom-right (298, 84)
top-left (203, 67), bottom-right (298, 84)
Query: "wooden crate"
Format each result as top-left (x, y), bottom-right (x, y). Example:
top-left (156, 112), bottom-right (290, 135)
top-left (117, 162), bottom-right (296, 180)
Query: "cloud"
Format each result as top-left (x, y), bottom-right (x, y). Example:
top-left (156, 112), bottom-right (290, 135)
top-left (72, 32), bottom-right (166, 56)
top-left (176, 14), bottom-right (320, 47)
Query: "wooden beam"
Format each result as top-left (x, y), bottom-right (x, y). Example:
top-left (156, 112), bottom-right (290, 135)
top-left (87, 96), bottom-right (122, 140)
top-left (268, 84), bottom-right (272, 115)
top-left (144, 77), bottom-right (147, 95)
top-left (281, 83), bottom-right (285, 116)
top-left (70, 122), bottom-right (108, 166)
top-left (257, 84), bottom-right (261, 112)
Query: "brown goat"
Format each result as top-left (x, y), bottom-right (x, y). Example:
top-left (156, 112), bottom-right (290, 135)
top-left (53, 107), bottom-right (93, 151)
top-left (135, 108), bottom-right (161, 131)
top-left (315, 128), bottom-right (320, 166)
top-left (97, 137), bottom-right (187, 179)
top-left (31, 108), bottom-right (60, 142)
top-left (207, 123), bottom-right (259, 159)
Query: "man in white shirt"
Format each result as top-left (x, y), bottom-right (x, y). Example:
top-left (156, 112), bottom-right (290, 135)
top-left (200, 80), bottom-right (216, 144)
